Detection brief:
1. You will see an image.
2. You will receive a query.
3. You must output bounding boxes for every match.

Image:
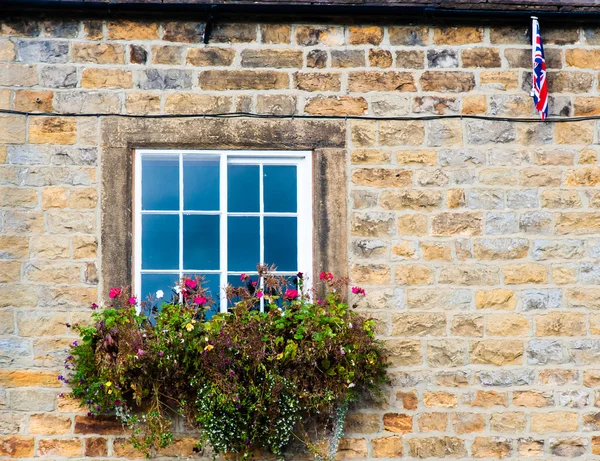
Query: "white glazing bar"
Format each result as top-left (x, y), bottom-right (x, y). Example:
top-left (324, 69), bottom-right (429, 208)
top-left (259, 162), bottom-right (265, 312)
top-left (134, 150), bottom-right (143, 311)
top-left (297, 154), bottom-right (313, 295)
top-left (219, 152), bottom-right (228, 313)
top-left (179, 151), bottom-right (184, 286)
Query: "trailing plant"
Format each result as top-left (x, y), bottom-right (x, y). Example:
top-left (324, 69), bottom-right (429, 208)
top-left (65, 267), bottom-right (388, 459)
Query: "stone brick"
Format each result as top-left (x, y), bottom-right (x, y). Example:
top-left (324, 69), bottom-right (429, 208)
top-left (0, 115), bottom-right (26, 144)
top-left (352, 168), bottom-right (411, 188)
top-left (462, 47), bottom-right (501, 68)
top-left (427, 119), bottom-right (462, 147)
top-left (371, 95), bottom-right (410, 116)
top-left (421, 242), bottom-right (452, 261)
top-left (3, 210), bottom-right (44, 233)
top-left (306, 49), bottom-right (327, 68)
top-left (241, 49), bottom-right (302, 68)
top-left (541, 190), bottom-right (582, 208)
top-left (0, 261), bottom-right (19, 282)
top-left (71, 42), bottom-right (124, 64)
top-left (503, 264), bottom-right (547, 284)
top-left (350, 264), bottom-right (390, 284)
top-left (351, 149), bottom-right (390, 164)
top-left (475, 288), bottom-right (517, 310)
top-left (414, 96), bottom-right (458, 115)
top-left (47, 210), bottom-right (95, 233)
top-left (556, 212), bottom-right (600, 234)
top-left (462, 95), bottom-right (487, 114)
top-left (395, 265), bottom-right (433, 285)
top-left (534, 238), bottom-right (584, 261)
top-left (536, 312), bottom-right (585, 337)
top-left (295, 26), bottom-right (343, 46)
top-left (428, 340), bottom-right (466, 367)
top-left (74, 415), bottom-right (128, 435)
top-left (476, 369), bottom-right (535, 387)
top-left (29, 414), bottom-right (71, 435)
top-left (407, 289), bottom-right (471, 310)
top-left (331, 49), bottom-right (365, 67)
top-left (389, 26), bottom-right (428, 45)
top-left (348, 26), bottom-right (383, 45)
top-left (531, 412), bottom-right (578, 433)
top-left (140, 69), bottom-right (192, 90)
top-left (13, 89), bottom-right (53, 112)
top-left (450, 412), bottom-right (485, 434)
top-left (16, 311), bottom-right (68, 336)
top-left (382, 413), bottom-right (412, 433)
top-left (490, 413), bottom-right (526, 434)
top-left (427, 49), bottom-right (458, 68)
top-left (187, 47), bottom-right (235, 66)
top-left (0, 62), bottom-right (39, 87)
top-left (470, 340), bottom-right (524, 365)
top-left (439, 265), bottom-right (498, 286)
top-left (256, 95), bottom-right (296, 115)
top-left (408, 436), bottom-right (466, 458)
top-left (553, 264), bottom-right (577, 285)
top-left (81, 68), bottom-right (132, 89)
top-left (481, 71), bottom-right (519, 91)
top-left (451, 315), bottom-right (483, 337)
top-left (0, 436), bottom-right (34, 457)
top-left (397, 214), bottom-right (427, 236)
top-left (350, 120), bottom-right (376, 147)
top-left (486, 314), bottom-right (529, 337)
top-left (348, 71), bottom-right (416, 92)
top-left (344, 413), bottom-right (380, 434)
top-left (417, 413), bottom-right (448, 432)
top-left (379, 120), bottom-right (424, 145)
top-left (431, 212), bottom-right (482, 236)
top-left (372, 436), bottom-right (402, 458)
top-left (381, 190), bottom-right (442, 211)
top-left (519, 211), bottom-right (552, 234)
top-left (466, 120), bottom-right (516, 144)
top-left (163, 21), bottom-right (205, 43)
top-left (386, 339), bottom-right (421, 366)
top-left (513, 390), bottom-right (553, 408)
top-left (165, 94), bottom-right (231, 115)
top-left (85, 437), bottom-right (108, 457)
top-left (420, 71), bottom-right (475, 92)
top-left (548, 71), bottom-right (593, 93)
top-left (16, 40), bottom-right (68, 63)
top-left (396, 150), bottom-right (436, 166)
top-left (107, 20), bottom-right (158, 39)
top-left (424, 391), bottom-right (458, 408)
top-left (550, 437), bottom-right (587, 457)
top-left (433, 26), bottom-right (483, 44)
top-left (261, 24), bottom-right (291, 44)
top-left (37, 438), bottom-right (82, 457)
top-left (73, 236), bottom-right (97, 259)
top-left (466, 390), bottom-right (507, 408)
top-left (305, 96), bottom-right (367, 116)
top-left (578, 148), bottom-right (597, 164)
top-left (337, 438), bottom-right (368, 460)
top-left (474, 238), bottom-right (528, 260)
top-left (396, 391), bottom-right (418, 410)
top-left (574, 96), bottom-right (600, 115)
top-left (0, 186), bottom-right (37, 208)
top-left (471, 437), bottom-right (511, 459)
top-left (396, 49), bottom-right (424, 68)
top-left (28, 117), bottom-right (77, 145)
top-left (369, 49), bottom-right (392, 68)
top-left (351, 213), bottom-right (394, 237)
top-left (294, 72), bottom-right (340, 91)
top-left (126, 92), bottom-right (161, 115)
top-left (53, 91), bottom-right (121, 114)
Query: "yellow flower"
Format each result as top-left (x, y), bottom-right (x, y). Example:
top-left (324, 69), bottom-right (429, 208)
top-left (105, 381), bottom-right (112, 387)
top-left (108, 389), bottom-right (113, 395)
top-left (204, 344), bottom-right (214, 351)
top-left (185, 323), bottom-right (193, 332)
top-left (276, 353), bottom-right (284, 360)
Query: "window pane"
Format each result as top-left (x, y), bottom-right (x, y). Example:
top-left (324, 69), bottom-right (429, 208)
top-left (183, 154), bottom-right (219, 211)
top-left (141, 273), bottom-right (178, 306)
top-left (142, 214), bottom-right (179, 270)
top-left (264, 217), bottom-right (297, 271)
top-left (142, 155), bottom-right (179, 210)
top-left (183, 215), bottom-right (220, 270)
top-left (228, 164), bottom-right (259, 212)
top-left (184, 273), bottom-right (221, 319)
top-left (264, 165), bottom-right (297, 213)
top-left (228, 216), bottom-right (259, 271)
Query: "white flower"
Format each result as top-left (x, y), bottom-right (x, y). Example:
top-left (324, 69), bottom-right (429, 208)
top-left (156, 290), bottom-right (164, 299)
top-left (348, 383), bottom-right (355, 388)
top-left (174, 285), bottom-right (181, 294)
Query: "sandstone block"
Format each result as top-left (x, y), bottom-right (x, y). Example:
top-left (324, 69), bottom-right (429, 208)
top-left (450, 412), bottom-right (485, 434)
top-left (349, 26), bottom-right (383, 45)
top-left (383, 413), bottom-right (412, 433)
top-left (408, 436), bottom-right (466, 458)
top-left (451, 315), bottom-right (483, 337)
top-left (427, 340), bottom-right (466, 367)
top-left (125, 92), bottom-right (161, 115)
top-left (462, 47), bottom-right (501, 68)
top-left (348, 71), bottom-right (416, 92)
top-left (351, 212), bottom-right (394, 237)
top-left (379, 120), bottom-right (424, 145)
top-left (304, 96), bottom-right (367, 115)
top-left (397, 214), bottom-right (427, 235)
top-left (470, 340), bottom-right (524, 365)
top-left (395, 265), bottom-right (433, 285)
top-left (389, 26), bottom-right (428, 45)
top-left (295, 26), bottom-right (343, 46)
top-left (241, 49), bottom-right (302, 68)
top-left (29, 414), bottom-right (71, 435)
top-left (71, 42), bottom-right (124, 64)
top-left (471, 437), bottom-right (511, 459)
top-left (294, 72), bottom-right (340, 92)
top-left (531, 412), bottom-right (578, 433)
top-left (432, 212), bottom-right (482, 236)
top-left (211, 23), bottom-right (257, 43)
top-left (187, 47), bottom-right (235, 66)
top-left (0, 436), bottom-right (34, 457)
top-left (163, 21), bottom-right (205, 43)
top-left (503, 264), bottom-right (548, 284)
top-left (372, 436), bottom-right (402, 458)
top-left (381, 190), bottom-right (442, 210)
top-left (475, 289), bottom-right (516, 310)
top-left (350, 264), bottom-right (390, 284)
top-left (486, 314), bottom-right (530, 337)
top-left (385, 339), bottom-right (421, 366)
top-left (352, 168), bottom-right (412, 188)
top-left (420, 71), bottom-right (475, 92)
top-left (107, 20), bottom-right (158, 39)
top-left (261, 24), bottom-right (291, 44)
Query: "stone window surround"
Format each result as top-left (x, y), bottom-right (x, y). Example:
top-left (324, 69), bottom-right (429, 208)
top-left (100, 116), bottom-right (348, 298)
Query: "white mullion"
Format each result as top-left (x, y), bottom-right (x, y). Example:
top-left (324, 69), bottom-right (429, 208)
top-left (259, 162), bottom-right (265, 312)
top-left (179, 151), bottom-right (184, 284)
top-left (219, 153), bottom-right (228, 313)
top-left (134, 150), bottom-right (143, 312)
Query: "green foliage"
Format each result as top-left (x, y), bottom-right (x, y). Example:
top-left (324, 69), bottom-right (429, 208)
top-left (66, 268), bottom-right (388, 459)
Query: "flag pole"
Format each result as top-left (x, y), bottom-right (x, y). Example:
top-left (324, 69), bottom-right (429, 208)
top-left (530, 16), bottom-right (537, 97)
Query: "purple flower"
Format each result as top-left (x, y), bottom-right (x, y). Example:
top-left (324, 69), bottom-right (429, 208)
top-left (71, 340), bottom-right (78, 347)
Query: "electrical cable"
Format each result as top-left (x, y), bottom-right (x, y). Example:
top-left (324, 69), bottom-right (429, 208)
top-left (1, 108), bottom-right (599, 123)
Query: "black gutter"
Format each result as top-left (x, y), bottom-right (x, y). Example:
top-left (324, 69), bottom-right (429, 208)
top-left (2, 0), bottom-right (600, 24)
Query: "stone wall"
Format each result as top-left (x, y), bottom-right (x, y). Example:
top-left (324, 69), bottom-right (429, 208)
top-left (1, 15), bottom-right (600, 459)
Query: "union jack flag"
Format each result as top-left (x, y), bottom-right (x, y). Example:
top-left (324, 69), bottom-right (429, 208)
top-left (531, 17), bottom-right (548, 120)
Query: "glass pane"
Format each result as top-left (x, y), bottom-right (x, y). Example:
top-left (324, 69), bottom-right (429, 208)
top-left (228, 216), bottom-right (259, 271)
top-left (142, 155), bottom-right (179, 210)
top-left (184, 273), bottom-right (221, 320)
top-left (264, 275), bottom-right (298, 311)
top-left (228, 164), bottom-right (259, 212)
top-left (264, 217), bottom-right (297, 271)
top-left (183, 154), bottom-right (219, 211)
top-left (141, 273), bottom-right (179, 306)
top-left (183, 215), bottom-right (220, 270)
top-left (142, 214), bottom-right (179, 270)
top-left (227, 274), bottom-right (260, 309)
top-left (264, 165), bottom-right (297, 213)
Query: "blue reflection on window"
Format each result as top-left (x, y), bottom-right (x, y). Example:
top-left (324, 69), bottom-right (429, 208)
top-left (142, 214), bottom-right (179, 270)
top-left (183, 155), bottom-right (219, 211)
top-left (140, 273), bottom-right (179, 317)
top-left (228, 164), bottom-right (259, 212)
top-left (183, 214), bottom-right (220, 270)
top-left (142, 155), bottom-right (179, 210)
top-left (264, 166), bottom-right (297, 213)
top-left (228, 216), bottom-right (260, 272)
top-left (264, 217), bottom-right (297, 271)
top-left (185, 273), bottom-right (221, 320)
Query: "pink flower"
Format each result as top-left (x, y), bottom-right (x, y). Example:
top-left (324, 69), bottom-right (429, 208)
top-left (128, 296), bottom-right (137, 305)
top-left (352, 286), bottom-right (366, 296)
top-left (256, 291), bottom-right (264, 299)
top-left (240, 273), bottom-right (249, 281)
top-left (137, 348), bottom-right (145, 356)
top-left (319, 271), bottom-right (334, 281)
top-left (185, 279), bottom-right (197, 289)
top-left (252, 281), bottom-right (258, 287)
top-left (317, 299), bottom-right (322, 305)
top-left (284, 289), bottom-right (299, 300)
top-left (194, 296), bottom-right (207, 305)
top-left (90, 303), bottom-right (98, 310)
top-left (109, 288), bottom-right (121, 299)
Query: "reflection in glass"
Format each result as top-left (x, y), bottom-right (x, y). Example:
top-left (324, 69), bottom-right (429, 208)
top-left (264, 217), bottom-right (297, 271)
top-left (142, 214), bottom-right (179, 270)
top-left (264, 165), bottom-right (297, 212)
top-left (183, 155), bottom-right (219, 211)
top-left (183, 215), bottom-right (220, 270)
top-left (228, 164), bottom-right (259, 212)
top-left (142, 155), bottom-right (179, 210)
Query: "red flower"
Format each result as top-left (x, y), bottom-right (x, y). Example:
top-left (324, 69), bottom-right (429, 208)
top-left (352, 286), bottom-right (366, 296)
top-left (240, 273), bottom-right (250, 281)
top-left (185, 279), bottom-right (197, 289)
top-left (284, 289), bottom-right (299, 300)
top-left (256, 291), bottom-right (264, 299)
top-left (194, 296), bottom-right (207, 305)
top-left (109, 288), bottom-right (121, 299)
top-left (319, 271), bottom-right (334, 281)
top-left (128, 296), bottom-right (137, 305)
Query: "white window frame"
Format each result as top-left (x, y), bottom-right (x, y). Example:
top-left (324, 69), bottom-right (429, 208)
top-left (133, 149), bottom-right (313, 313)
